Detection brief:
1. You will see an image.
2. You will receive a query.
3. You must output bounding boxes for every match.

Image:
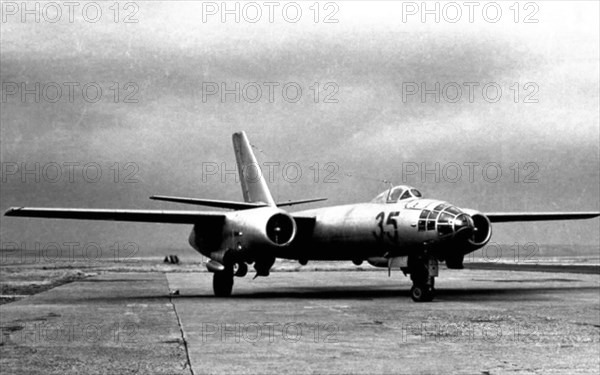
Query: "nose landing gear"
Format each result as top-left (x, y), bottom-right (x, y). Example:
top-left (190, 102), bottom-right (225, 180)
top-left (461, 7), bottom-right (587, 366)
top-left (407, 255), bottom-right (438, 302)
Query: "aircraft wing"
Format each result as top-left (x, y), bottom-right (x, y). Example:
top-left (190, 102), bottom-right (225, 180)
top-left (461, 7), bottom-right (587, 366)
top-left (485, 212), bottom-right (600, 223)
top-left (4, 207), bottom-right (225, 225)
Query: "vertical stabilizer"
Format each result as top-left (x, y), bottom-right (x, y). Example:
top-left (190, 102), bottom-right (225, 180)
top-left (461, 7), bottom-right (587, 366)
top-left (232, 132), bottom-right (276, 206)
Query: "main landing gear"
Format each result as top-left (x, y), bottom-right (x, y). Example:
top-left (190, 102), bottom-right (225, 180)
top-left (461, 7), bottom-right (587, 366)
top-left (407, 256), bottom-right (438, 302)
top-left (213, 266), bottom-right (234, 297)
top-left (212, 262), bottom-right (248, 297)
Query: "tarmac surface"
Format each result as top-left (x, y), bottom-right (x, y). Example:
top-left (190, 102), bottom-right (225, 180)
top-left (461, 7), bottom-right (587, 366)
top-left (1, 268), bottom-right (599, 374)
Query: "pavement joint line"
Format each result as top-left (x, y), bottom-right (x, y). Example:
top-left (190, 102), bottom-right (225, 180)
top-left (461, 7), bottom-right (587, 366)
top-left (166, 273), bottom-right (195, 375)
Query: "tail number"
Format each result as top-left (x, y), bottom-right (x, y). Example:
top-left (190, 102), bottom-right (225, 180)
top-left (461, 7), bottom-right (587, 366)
top-left (373, 211), bottom-right (400, 242)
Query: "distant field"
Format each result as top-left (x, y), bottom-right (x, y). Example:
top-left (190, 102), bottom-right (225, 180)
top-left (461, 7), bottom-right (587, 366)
top-left (1, 244), bottom-right (598, 265)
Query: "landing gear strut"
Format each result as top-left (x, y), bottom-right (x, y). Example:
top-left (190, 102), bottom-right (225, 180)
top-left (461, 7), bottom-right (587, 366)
top-left (213, 266), bottom-right (234, 297)
top-left (408, 256), bottom-right (438, 302)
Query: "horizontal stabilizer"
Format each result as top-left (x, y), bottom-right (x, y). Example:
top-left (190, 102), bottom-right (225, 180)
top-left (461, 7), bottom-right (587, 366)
top-left (150, 195), bottom-right (266, 210)
top-left (4, 207), bottom-right (225, 224)
top-left (151, 195), bottom-right (327, 209)
top-left (276, 198), bottom-right (328, 207)
top-left (485, 212), bottom-right (600, 223)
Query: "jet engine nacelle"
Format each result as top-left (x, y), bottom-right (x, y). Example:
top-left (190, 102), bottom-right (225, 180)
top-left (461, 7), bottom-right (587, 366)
top-left (227, 207), bottom-right (297, 250)
top-left (461, 209), bottom-right (493, 251)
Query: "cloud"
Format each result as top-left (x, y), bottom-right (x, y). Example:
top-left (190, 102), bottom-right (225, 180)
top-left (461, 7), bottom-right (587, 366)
top-left (1, 2), bottom-right (598, 248)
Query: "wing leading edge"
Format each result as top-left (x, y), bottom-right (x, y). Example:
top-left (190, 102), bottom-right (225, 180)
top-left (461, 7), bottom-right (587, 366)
top-left (4, 207), bottom-right (225, 224)
top-left (485, 212), bottom-right (600, 223)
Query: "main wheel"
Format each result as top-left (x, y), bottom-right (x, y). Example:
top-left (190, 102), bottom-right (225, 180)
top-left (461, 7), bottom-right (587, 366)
top-left (410, 284), bottom-right (435, 302)
top-left (233, 263), bottom-right (248, 277)
top-left (213, 268), bottom-right (234, 297)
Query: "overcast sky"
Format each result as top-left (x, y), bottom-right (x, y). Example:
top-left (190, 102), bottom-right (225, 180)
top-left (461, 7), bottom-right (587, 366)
top-left (1, 1), bottom-right (598, 251)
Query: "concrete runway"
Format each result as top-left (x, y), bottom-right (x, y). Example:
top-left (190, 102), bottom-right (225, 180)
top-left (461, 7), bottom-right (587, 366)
top-left (1, 269), bottom-right (599, 374)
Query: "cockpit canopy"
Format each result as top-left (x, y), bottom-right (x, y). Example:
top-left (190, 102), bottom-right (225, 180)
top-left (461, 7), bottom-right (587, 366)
top-left (371, 185), bottom-right (423, 204)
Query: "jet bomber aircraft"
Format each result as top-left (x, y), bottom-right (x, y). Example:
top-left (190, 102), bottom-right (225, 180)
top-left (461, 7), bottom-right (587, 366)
top-left (5, 132), bottom-right (600, 301)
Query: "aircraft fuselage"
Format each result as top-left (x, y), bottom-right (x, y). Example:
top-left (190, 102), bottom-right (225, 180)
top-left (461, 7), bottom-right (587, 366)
top-left (189, 198), bottom-right (483, 266)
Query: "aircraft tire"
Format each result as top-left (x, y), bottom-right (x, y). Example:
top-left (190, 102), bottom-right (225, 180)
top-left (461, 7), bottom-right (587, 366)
top-left (234, 263), bottom-right (248, 277)
top-left (410, 284), bottom-right (435, 302)
top-left (213, 268), bottom-right (234, 297)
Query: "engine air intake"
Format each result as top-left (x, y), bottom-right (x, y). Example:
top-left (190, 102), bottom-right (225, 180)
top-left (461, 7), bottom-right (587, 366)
top-left (266, 213), bottom-right (296, 245)
top-left (468, 213), bottom-right (492, 246)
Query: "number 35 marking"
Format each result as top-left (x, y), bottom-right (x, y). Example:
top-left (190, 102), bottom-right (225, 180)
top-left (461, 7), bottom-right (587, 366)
top-left (373, 211), bottom-right (400, 242)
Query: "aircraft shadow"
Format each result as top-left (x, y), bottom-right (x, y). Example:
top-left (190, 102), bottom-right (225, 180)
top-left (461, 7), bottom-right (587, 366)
top-left (106, 284), bottom-right (600, 303)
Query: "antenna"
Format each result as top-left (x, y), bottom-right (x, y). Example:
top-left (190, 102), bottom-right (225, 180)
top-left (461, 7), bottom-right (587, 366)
top-left (343, 172), bottom-right (394, 199)
top-left (343, 172), bottom-right (392, 185)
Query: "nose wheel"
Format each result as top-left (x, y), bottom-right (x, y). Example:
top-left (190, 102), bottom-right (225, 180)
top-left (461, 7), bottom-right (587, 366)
top-left (410, 279), bottom-right (435, 302)
top-left (407, 256), bottom-right (438, 302)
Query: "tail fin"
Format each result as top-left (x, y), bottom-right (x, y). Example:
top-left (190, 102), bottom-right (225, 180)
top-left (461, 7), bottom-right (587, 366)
top-left (232, 131), bottom-right (276, 206)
